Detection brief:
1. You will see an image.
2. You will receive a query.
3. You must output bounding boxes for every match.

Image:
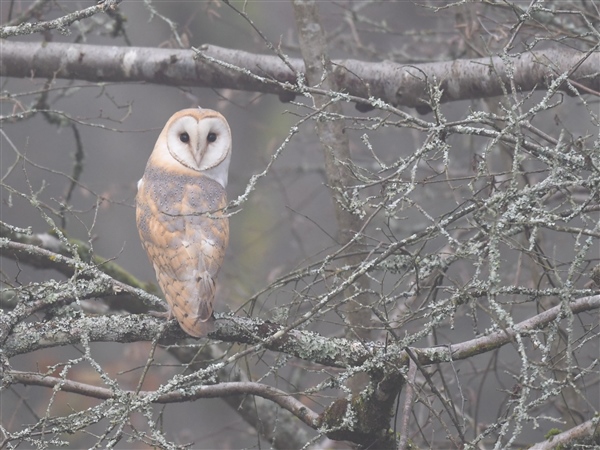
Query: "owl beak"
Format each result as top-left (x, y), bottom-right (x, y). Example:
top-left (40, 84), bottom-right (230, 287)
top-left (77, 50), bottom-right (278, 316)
top-left (195, 143), bottom-right (206, 167)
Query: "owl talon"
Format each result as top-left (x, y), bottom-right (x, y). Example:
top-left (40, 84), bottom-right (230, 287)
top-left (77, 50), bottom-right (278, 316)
top-left (149, 309), bottom-right (172, 320)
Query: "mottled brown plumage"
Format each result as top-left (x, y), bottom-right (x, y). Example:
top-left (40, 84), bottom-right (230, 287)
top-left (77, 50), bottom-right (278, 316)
top-left (136, 108), bottom-right (231, 337)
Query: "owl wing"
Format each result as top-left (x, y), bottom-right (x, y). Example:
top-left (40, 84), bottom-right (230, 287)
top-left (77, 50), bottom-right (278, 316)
top-left (136, 171), bottom-right (229, 337)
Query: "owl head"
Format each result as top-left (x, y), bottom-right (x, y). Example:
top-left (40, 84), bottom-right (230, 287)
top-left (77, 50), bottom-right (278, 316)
top-left (149, 108), bottom-right (232, 188)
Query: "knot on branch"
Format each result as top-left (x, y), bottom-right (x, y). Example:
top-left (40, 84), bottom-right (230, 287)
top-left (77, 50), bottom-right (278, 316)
top-left (317, 371), bottom-right (404, 449)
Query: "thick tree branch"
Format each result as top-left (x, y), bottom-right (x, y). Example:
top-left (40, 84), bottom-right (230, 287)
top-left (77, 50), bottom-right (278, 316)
top-left (2, 312), bottom-right (377, 369)
top-left (0, 41), bottom-right (597, 109)
top-left (529, 417), bottom-right (600, 449)
top-left (6, 288), bottom-right (598, 385)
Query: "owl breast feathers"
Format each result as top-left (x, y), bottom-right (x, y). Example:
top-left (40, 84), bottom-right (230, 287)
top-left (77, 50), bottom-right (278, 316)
top-left (136, 108), bottom-right (231, 337)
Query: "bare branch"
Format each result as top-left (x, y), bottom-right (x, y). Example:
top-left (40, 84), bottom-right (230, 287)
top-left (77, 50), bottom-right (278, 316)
top-left (0, 236), bottom-right (165, 313)
top-left (0, 4), bottom-right (110, 38)
top-left (529, 417), bottom-right (600, 449)
top-left (7, 371), bottom-right (319, 428)
top-left (0, 41), bottom-right (597, 109)
top-left (0, 221), bottom-right (162, 312)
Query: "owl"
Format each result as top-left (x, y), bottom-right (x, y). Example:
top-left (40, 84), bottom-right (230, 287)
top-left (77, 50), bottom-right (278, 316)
top-left (136, 108), bottom-right (231, 337)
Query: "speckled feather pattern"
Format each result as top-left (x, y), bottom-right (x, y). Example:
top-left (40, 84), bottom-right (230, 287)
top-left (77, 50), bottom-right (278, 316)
top-left (136, 166), bottom-right (228, 337)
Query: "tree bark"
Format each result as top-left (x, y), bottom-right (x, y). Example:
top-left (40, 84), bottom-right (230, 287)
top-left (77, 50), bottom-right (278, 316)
top-left (0, 40), bottom-right (597, 110)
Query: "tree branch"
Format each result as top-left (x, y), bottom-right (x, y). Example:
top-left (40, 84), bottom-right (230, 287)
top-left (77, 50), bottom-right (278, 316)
top-left (203, 343), bottom-right (314, 450)
top-left (0, 4), bottom-right (110, 38)
top-left (529, 416), bottom-right (600, 450)
top-left (7, 371), bottom-right (319, 428)
top-left (446, 294), bottom-right (600, 362)
top-left (0, 41), bottom-right (597, 109)
top-left (0, 222), bottom-right (162, 312)
top-left (0, 236), bottom-right (164, 313)
top-left (6, 288), bottom-right (598, 386)
top-left (2, 311), bottom-right (377, 369)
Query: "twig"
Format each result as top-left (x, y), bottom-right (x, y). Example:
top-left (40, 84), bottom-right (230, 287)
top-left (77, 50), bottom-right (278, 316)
top-left (0, 4), bottom-right (110, 38)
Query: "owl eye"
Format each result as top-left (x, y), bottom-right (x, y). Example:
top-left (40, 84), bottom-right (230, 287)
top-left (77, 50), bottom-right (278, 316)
top-left (179, 132), bottom-right (190, 143)
top-left (207, 132), bottom-right (217, 143)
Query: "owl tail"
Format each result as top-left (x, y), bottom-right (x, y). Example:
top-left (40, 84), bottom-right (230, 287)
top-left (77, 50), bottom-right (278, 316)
top-left (176, 272), bottom-right (216, 337)
top-left (163, 272), bottom-right (216, 337)
top-left (177, 314), bottom-right (215, 337)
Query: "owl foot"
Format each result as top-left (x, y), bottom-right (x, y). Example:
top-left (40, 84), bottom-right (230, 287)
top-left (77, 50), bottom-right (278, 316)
top-left (148, 308), bottom-right (172, 320)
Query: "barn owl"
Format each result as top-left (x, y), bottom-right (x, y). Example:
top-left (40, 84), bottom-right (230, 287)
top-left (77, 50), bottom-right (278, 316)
top-left (136, 108), bottom-right (231, 337)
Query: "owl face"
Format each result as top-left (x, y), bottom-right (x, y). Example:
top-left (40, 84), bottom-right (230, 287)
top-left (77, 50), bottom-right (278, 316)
top-left (149, 108), bottom-right (232, 188)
